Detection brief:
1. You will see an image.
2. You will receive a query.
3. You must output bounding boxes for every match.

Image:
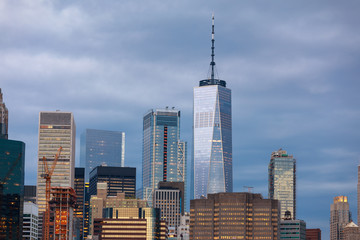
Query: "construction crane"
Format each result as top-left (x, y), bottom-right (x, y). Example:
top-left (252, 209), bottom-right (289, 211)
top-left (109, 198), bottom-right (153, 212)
top-left (41, 146), bottom-right (62, 240)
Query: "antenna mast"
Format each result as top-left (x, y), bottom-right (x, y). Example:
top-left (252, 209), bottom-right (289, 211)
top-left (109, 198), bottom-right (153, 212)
top-left (210, 13), bottom-right (216, 84)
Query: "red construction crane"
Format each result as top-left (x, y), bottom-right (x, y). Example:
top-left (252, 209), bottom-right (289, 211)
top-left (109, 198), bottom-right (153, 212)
top-left (41, 146), bottom-right (62, 240)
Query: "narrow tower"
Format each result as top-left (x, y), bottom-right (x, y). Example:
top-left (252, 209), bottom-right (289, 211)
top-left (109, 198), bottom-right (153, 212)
top-left (192, 14), bottom-right (233, 199)
top-left (0, 88), bottom-right (9, 139)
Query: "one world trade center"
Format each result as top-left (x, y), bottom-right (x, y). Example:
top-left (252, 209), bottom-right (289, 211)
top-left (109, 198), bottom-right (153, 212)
top-left (193, 15), bottom-right (232, 199)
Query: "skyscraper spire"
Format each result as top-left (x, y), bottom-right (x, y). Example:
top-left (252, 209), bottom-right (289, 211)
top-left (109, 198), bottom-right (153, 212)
top-left (210, 13), bottom-right (216, 84)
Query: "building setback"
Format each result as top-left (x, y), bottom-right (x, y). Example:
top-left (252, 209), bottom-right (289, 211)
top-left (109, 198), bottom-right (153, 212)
top-left (330, 196), bottom-right (351, 240)
top-left (190, 192), bottom-right (280, 240)
top-left (80, 129), bottom-right (125, 182)
top-left (269, 148), bottom-right (296, 219)
top-left (142, 108), bottom-right (187, 206)
top-left (193, 15), bottom-right (232, 199)
top-left (0, 138), bottom-right (25, 240)
top-left (89, 166), bottom-right (136, 198)
top-left (279, 211), bottom-right (306, 240)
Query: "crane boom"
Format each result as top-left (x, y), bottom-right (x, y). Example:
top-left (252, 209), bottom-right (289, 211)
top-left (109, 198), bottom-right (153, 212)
top-left (42, 146), bottom-right (62, 240)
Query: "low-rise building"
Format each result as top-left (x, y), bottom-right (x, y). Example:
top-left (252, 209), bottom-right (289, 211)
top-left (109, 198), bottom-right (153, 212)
top-left (22, 202), bottom-right (38, 240)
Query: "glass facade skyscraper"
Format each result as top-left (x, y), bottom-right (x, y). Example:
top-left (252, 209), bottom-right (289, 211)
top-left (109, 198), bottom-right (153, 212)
top-left (142, 108), bottom-right (187, 206)
top-left (0, 138), bottom-right (25, 239)
top-left (80, 129), bottom-right (125, 181)
top-left (268, 148), bottom-right (296, 219)
top-left (192, 15), bottom-right (232, 199)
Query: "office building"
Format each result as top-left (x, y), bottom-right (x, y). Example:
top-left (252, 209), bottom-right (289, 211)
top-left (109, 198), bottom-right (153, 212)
top-left (80, 129), bottom-right (125, 181)
top-left (143, 108), bottom-right (187, 206)
top-left (74, 168), bottom-right (85, 240)
top-left (83, 182), bottom-right (90, 239)
top-left (330, 196), bottom-right (351, 240)
top-left (36, 111), bottom-right (75, 239)
top-left (177, 213), bottom-right (190, 240)
top-left (0, 138), bottom-right (25, 239)
top-left (89, 166), bottom-right (136, 198)
top-left (306, 228), bottom-right (321, 240)
top-left (193, 15), bottom-right (232, 199)
top-left (280, 211), bottom-right (306, 240)
top-left (154, 182), bottom-right (184, 239)
top-left (0, 89), bottom-right (8, 139)
top-left (269, 148), bottom-right (296, 219)
top-left (24, 185), bottom-right (37, 204)
top-left (22, 202), bottom-right (39, 240)
top-left (94, 207), bottom-right (167, 240)
top-left (343, 222), bottom-right (360, 240)
top-left (190, 192), bottom-right (280, 239)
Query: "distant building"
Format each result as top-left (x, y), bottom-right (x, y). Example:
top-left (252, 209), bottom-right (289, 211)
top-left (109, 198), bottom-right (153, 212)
top-left (24, 185), bottom-right (36, 204)
top-left (83, 182), bottom-right (90, 239)
top-left (89, 182), bottom-right (167, 239)
top-left (306, 228), bottom-right (321, 240)
top-left (358, 165), bottom-right (360, 225)
top-left (343, 222), bottom-right (360, 240)
top-left (0, 88), bottom-right (8, 139)
top-left (0, 138), bottom-right (25, 240)
top-left (94, 207), bottom-right (167, 240)
top-left (269, 148), bottom-right (296, 219)
top-left (22, 202), bottom-right (38, 240)
top-left (154, 182), bottom-right (184, 238)
top-left (74, 168), bottom-right (85, 240)
top-left (36, 111), bottom-right (76, 239)
top-left (177, 213), bottom-right (190, 240)
top-left (280, 211), bottom-right (306, 240)
top-left (192, 16), bottom-right (232, 200)
top-left (142, 108), bottom-right (187, 207)
top-left (330, 196), bottom-right (351, 240)
top-left (190, 192), bottom-right (280, 239)
top-left (89, 166), bottom-right (136, 198)
top-left (80, 129), bottom-right (125, 181)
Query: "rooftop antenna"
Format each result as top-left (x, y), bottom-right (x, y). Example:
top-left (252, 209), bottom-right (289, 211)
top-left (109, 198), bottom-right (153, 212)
top-left (210, 12), bottom-right (216, 84)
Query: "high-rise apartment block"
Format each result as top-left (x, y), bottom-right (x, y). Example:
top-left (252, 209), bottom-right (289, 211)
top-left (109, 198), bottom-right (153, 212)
top-left (36, 111), bottom-right (75, 239)
top-left (22, 202), bottom-right (39, 240)
top-left (193, 15), bottom-right (232, 199)
top-left (330, 196), bottom-right (351, 240)
top-left (74, 168), bottom-right (85, 240)
top-left (306, 228), bottom-right (321, 240)
top-left (89, 166), bottom-right (136, 198)
top-left (269, 148), bottom-right (296, 219)
top-left (154, 181), bottom-right (184, 238)
top-left (142, 108), bottom-right (187, 206)
top-left (0, 138), bottom-right (25, 239)
top-left (80, 129), bottom-right (125, 181)
top-left (190, 192), bottom-right (280, 239)
top-left (0, 88), bottom-right (8, 139)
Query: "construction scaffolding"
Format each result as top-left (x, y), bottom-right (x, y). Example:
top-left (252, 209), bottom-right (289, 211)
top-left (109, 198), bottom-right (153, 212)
top-left (48, 187), bottom-right (76, 240)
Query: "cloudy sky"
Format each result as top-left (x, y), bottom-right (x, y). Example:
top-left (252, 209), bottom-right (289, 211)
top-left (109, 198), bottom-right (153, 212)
top-left (1, 0), bottom-right (360, 238)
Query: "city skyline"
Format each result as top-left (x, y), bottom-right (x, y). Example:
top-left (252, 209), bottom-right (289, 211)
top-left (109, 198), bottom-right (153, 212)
top-left (1, 1), bottom-right (360, 239)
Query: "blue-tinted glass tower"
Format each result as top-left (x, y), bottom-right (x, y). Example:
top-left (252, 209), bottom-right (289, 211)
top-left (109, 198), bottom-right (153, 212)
top-left (193, 15), bottom-right (232, 199)
top-left (0, 138), bottom-right (25, 239)
top-left (142, 108), bottom-right (187, 207)
top-left (80, 129), bottom-right (125, 181)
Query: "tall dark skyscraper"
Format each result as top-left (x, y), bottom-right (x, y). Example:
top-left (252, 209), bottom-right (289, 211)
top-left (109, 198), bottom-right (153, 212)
top-left (0, 138), bottom-right (25, 239)
top-left (0, 88), bottom-right (9, 139)
top-left (142, 108), bottom-right (187, 206)
top-left (193, 15), bottom-right (232, 199)
top-left (74, 168), bottom-right (85, 240)
top-left (80, 129), bottom-right (125, 181)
